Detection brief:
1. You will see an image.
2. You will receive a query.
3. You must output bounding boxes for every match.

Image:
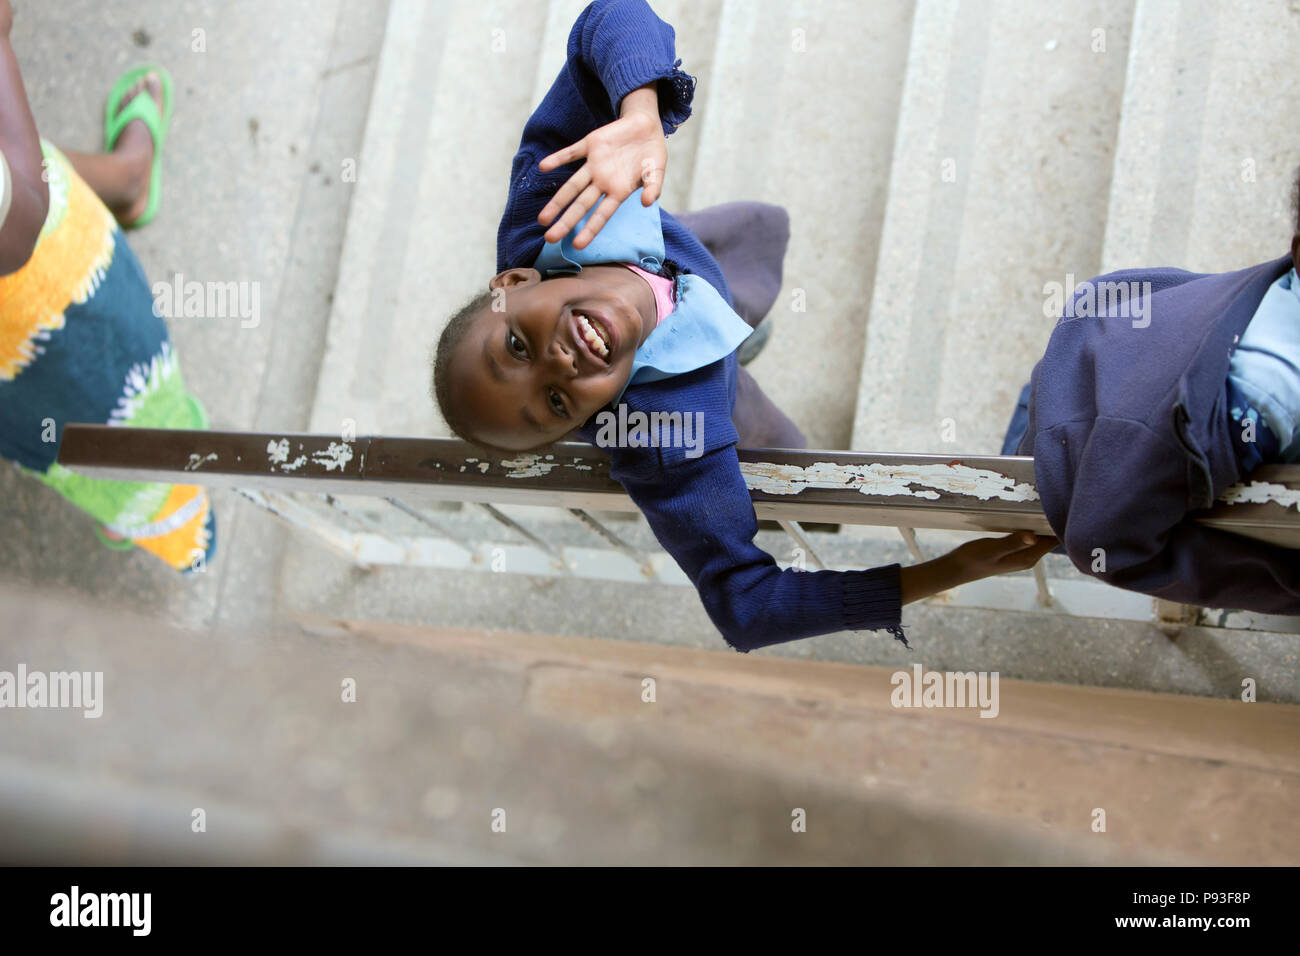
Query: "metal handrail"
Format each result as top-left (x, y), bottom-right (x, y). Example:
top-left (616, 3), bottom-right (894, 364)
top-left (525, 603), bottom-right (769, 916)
top-left (56, 425), bottom-right (1300, 545)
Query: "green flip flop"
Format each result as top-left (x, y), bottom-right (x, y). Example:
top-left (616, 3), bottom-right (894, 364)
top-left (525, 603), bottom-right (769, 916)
top-left (103, 65), bottom-right (174, 229)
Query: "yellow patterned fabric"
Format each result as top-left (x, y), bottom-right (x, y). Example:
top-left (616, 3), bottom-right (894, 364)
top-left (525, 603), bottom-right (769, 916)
top-left (0, 141), bottom-right (216, 573)
top-left (0, 143), bottom-right (116, 380)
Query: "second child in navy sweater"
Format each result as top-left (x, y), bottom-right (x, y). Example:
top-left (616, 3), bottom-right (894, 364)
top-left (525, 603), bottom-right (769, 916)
top-left (434, 0), bottom-right (1056, 651)
top-left (1003, 178), bottom-right (1300, 614)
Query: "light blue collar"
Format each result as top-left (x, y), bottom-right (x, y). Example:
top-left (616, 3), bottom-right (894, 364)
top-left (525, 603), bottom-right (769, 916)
top-left (532, 187), bottom-right (668, 277)
top-left (531, 188), bottom-right (752, 404)
top-left (1228, 266), bottom-right (1300, 455)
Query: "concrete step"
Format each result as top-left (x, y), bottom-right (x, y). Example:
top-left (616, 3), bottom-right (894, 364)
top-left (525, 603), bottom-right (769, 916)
top-left (851, 0), bottom-right (1135, 456)
top-left (529, 0), bottom-right (595, 107)
top-left (1101, 0), bottom-right (1300, 274)
top-left (636, 0), bottom-right (727, 214)
top-left (309, 0), bottom-right (549, 439)
top-left (688, 0), bottom-right (916, 450)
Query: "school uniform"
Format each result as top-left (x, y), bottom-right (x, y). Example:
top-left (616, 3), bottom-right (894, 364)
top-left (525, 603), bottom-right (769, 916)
top-left (1003, 256), bottom-right (1300, 614)
top-left (494, 0), bottom-right (905, 650)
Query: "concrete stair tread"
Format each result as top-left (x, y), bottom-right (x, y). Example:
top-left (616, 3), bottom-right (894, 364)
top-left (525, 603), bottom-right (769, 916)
top-left (309, 0), bottom-right (549, 439)
top-left (688, 0), bottom-right (915, 450)
top-left (1101, 0), bottom-right (1300, 273)
top-left (852, 0), bottom-right (1136, 457)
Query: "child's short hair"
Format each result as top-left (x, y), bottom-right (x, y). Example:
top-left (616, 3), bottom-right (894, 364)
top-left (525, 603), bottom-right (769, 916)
top-left (432, 289), bottom-right (493, 444)
top-left (1293, 165), bottom-right (1300, 234)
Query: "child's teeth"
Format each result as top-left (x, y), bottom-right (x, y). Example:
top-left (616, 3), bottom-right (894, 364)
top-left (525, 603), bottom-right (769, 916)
top-left (577, 313), bottom-right (608, 357)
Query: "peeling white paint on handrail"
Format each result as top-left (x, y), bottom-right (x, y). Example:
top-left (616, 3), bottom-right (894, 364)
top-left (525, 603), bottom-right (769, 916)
top-left (1219, 480), bottom-right (1300, 511)
top-left (501, 454), bottom-right (558, 478)
top-left (312, 441), bottom-right (354, 472)
top-left (266, 437), bottom-right (354, 473)
top-left (740, 460), bottom-right (1039, 502)
top-left (185, 452), bottom-right (217, 471)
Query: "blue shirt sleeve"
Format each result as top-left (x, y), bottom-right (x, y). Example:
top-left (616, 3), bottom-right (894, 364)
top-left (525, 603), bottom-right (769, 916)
top-left (497, 0), bottom-right (697, 273)
top-left (563, 0), bottom-right (696, 133)
top-left (607, 442), bottom-right (906, 652)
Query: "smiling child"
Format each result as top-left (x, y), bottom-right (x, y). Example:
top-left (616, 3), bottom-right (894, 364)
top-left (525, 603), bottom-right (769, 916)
top-left (434, 0), bottom-right (1057, 651)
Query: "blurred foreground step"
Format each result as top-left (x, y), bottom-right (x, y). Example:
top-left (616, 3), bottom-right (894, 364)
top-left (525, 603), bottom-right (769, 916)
top-left (312, 614), bottom-right (1300, 866)
top-left (7, 578), bottom-right (1299, 864)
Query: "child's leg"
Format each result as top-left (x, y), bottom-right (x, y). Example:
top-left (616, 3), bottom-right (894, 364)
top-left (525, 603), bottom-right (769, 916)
top-left (733, 366), bottom-right (807, 448)
top-left (673, 201), bottom-right (789, 327)
top-left (1001, 381), bottom-right (1032, 455)
top-left (674, 201), bottom-right (806, 448)
top-left (60, 73), bottom-right (160, 228)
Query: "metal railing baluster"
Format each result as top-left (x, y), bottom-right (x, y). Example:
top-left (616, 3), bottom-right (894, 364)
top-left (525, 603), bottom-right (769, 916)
top-left (567, 509), bottom-right (655, 577)
top-left (323, 494), bottom-right (400, 538)
top-left (1033, 562), bottom-right (1054, 607)
top-left (478, 503), bottom-right (570, 572)
top-left (383, 496), bottom-right (473, 555)
top-left (778, 519), bottom-right (827, 571)
top-left (898, 527), bottom-right (924, 562)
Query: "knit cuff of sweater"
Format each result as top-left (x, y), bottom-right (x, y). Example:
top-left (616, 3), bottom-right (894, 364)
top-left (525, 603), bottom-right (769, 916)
top-left (842, 564), bottom-right (908, 647)
top-left (604, 57), bottom-right (696, 135)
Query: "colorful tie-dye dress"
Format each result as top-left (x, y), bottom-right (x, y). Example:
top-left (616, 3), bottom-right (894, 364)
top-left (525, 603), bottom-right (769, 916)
top-left (0, 141), bottom-right (215, 572)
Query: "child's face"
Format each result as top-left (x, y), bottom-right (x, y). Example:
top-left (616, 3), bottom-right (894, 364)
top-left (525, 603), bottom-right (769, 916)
top-left (447, 265), bottom-right (658, 449)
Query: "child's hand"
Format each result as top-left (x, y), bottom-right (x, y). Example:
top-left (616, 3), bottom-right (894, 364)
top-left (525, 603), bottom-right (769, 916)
top-left (900, 532), bottom-right (1059, 605)
top-left (537, 84), bottom-right (666, 250)
top-left (951, 532), bottom-right (1059, 579)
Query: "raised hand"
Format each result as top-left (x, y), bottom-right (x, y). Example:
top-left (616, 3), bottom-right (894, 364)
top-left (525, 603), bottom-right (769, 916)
top-left (536, 84), bottom-right (666, 250)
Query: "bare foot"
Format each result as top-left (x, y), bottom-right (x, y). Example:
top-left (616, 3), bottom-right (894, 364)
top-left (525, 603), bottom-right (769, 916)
top-left (109, 72), bottom-right (163, 227)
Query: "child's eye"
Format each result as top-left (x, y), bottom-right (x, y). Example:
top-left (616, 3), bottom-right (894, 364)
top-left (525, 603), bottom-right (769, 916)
top-left (547, 387), bottom-right (570, 419)
top-left (507, 329), bottom-right (528, 359)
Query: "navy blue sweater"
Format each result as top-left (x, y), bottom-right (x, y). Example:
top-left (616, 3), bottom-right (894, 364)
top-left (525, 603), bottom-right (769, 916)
top-left (1017, 256), bottom-right (1300, 613)
top-left (494, 0), bottom-right (903, 651)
